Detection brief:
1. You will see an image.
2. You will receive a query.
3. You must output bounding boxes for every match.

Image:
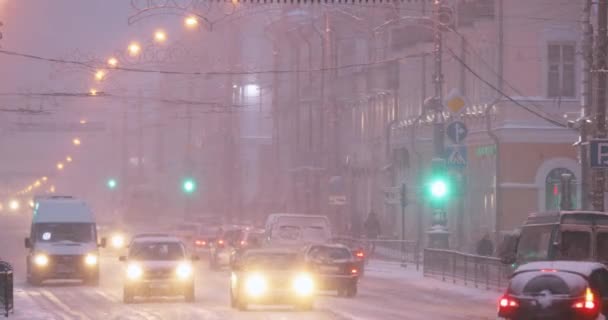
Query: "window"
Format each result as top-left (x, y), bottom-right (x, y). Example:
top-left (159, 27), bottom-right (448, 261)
top-left (559, 231), bottom-right (591, 260)
top-left (517, 225), bottom-right (554, 262)
top-left (545, 168), bottom-right (577, 210)
top-left (548, 44), bottom-right (575, 98)
top-left (597, 233), bottom-right (608, 263)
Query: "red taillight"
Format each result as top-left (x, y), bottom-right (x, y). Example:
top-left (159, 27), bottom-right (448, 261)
top-left (351, 268), bottom-right (358, 274)
top-left (195, 240), bottom-right (202, 246)
top-left (240, 240), bottom-right (246, 246)
top-left (540, 269), bottom-right (557, 273)
top-left (355, 251), bottom-right (364, 258)
top-left (499, 296), bottom-right (519, 308)
top-left (573, 288), bottom-right (597, 311)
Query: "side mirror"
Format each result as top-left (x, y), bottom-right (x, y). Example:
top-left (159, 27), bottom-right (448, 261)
top-left (191, 255), bottom-right (200, 261)
top-left (24, 237), bottom-right (31, 249)
top-left (99, 238), bottom-right (107, 248)
top-left (119, 256), bottom-right (127, 262)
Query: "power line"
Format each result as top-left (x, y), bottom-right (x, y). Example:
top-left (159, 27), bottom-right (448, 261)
top-left (0, 48), bottom-right (430, 77)
top-left (445, 47), bottom-right (567, 129)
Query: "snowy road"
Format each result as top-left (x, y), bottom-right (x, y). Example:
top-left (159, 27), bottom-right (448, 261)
top-left (1, 216), bottom-right (498, 319)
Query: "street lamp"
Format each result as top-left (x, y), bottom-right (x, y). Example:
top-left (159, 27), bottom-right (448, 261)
top-left (42, 176), bottom-right (48, 182)
top-left (95, 69), bottom-right (106, 81)
top-left (66, 156), bottom-right (73, 163)
top-left (34, 180), bottom-right (41, 187)
top-left (107, 57), bottom-right (118, 68)
top-left (73, 138), bottom-right (81, 146)
top-left (9, 199), bottom-right (19, 211)
top-left (80, 119), bottom-right (87, 125)
top-left (184, 16), bottom-right (198, 28)
top-left (57, 162), bottom-right (64, 170)
top-left (154, 29), bottom-right (167, 43)
top-left (128, 42), bottom-right (141, 57)
top-left (89, 88), bottom-right (98, 96)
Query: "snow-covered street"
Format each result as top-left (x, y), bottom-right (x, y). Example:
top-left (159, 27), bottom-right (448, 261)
top-left (1, 216), bottom-right (498, 320)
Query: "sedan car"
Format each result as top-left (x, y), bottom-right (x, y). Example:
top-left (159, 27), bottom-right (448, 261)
top-left (230, 248), bottom-right (315, 311)
top-left (330, 237), bottom-right (369, 276)
top-left (120, 234), bottom-right (198, 303)
top-left (498, 261), bottom-right (608, 320)
top-left (303, 243), bottom-right (359, 297)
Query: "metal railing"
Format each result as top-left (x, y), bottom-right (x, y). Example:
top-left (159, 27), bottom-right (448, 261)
top-left (0, 261), bottom-right (13, 317)
top-left (423, 248), bottom-right (510, 290)
top-left (330, 236), bottom-right (421, 269)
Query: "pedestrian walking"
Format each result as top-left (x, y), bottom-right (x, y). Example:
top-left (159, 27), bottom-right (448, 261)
top-left (364, 211), bottom-right (381, 258)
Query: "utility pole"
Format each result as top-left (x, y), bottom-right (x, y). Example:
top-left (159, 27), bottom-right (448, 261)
top-left (593, 0), bottom-right (608, 211)
top-left (578, 0), bottom-right (594, 210)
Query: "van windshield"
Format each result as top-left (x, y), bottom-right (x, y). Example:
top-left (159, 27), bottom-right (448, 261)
top-left (34, 223), bottom-right (95, 243)
top-left (517, 225), bottom-right (554, 262)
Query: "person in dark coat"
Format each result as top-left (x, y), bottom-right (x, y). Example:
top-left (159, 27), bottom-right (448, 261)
top-left (364, 211), bottom-right (381, 257)
top-left (476, 233), bottom-right (494, 257)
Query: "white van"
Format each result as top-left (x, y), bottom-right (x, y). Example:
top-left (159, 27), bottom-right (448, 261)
top-left (24, 196), bottom-right (105, 285)
top-left (264, 213), bottom-right (332, 247)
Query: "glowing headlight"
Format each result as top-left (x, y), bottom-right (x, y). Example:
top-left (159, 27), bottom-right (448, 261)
top-left (34, 253), bottom-right (49, 267)
top-left (175, 262), bottom-right (193, 280)
top-left (111, 234), bottom-right (125, 249)
top-left (245, 273), bottom-right (267, 297)
top-left (85, 254), bottom-right (98, 266)
top-left (126, 264), bottom-right (143, 280)
top-left (292, 273), bottom-right (315, 296)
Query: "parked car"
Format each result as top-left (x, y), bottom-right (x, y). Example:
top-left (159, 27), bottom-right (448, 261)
top-left (498, 261), bottom-right (608, 320)
top-left (303, 243), bottom-right (359, 297)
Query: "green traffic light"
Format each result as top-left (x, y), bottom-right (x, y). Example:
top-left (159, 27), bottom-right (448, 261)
top-left (107, 178), bottom-right (117, 189)
top-left (430, 180), bottom-right (448, 198)
top-left (182, 178), bottom-right (196, 193)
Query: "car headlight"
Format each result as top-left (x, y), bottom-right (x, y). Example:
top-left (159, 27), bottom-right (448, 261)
top-left (175, 262), bottom-right (193, 280)
top-left (293, 273), bottom-right (315, 296)
top-left (34, 253), bottom-right (49, 267)
top-left (126, 263), bottom-right (143, 280)
top-left (245, 273), bottom-right (267, 297)
top-left (111, 234), bottom-right (125, 249)
top-left (84, 254), bottom-right (98, 266)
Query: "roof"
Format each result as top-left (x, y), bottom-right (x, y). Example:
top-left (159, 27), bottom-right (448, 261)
top-left (131, 234), bottom-right (181, 243)
top-left (308, 243), bottom-right (350, 250)
top-left (243, 248), bottom-right (299, 256)
top-left (515, 261), bottom-right (607, 276)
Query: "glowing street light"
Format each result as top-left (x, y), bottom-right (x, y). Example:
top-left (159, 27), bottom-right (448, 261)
top-left (66, 156), bottom-right (73, 163)
top-left (184, 16), bottom-right (198, 28)
top-left (57, 162), bottom-right (64, 170)
top-left (9, 200), bottom-right (19, 211)
top-left (49, 185), bottom-right (56, 193)
top-left (42, 176), bottom-right (48, 182)
top-left (89, 88), bottom-right (98, 96)
top-left (128, 42), bottom-right (141, 57)
top-left (107, 57), bottom-right (118, 68)
top-left (154, 30), bottom-right (167, 43)
top-left (95, 69), bottom-right (106, 81)
top-left (73, 138), bottom-right (81, 146)
top-left (34, 180), bottom-right (41, 187)
top-left (80, 119), bottom-right (87, 125)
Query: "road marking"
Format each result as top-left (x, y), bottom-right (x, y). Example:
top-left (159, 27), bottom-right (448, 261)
top-left (16, 289), bottom-right (72, 320)
top-left (40, 289), bottom-right (92, 320)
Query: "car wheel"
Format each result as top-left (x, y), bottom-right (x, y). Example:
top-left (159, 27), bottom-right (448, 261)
top-left (123, 286), bottom-right (134, 304)
top-left (184, 284), bottom-right (195, 302)
top-left (346, 283), bottom-right (358, 297)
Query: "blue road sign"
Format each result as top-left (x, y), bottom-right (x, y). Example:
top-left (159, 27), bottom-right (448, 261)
top-left (445, 145), bottom-right (467, 169)
top-left (591, 139), bottom-right (608, 168)
top-left (446, 121), bottom-right (468, 144)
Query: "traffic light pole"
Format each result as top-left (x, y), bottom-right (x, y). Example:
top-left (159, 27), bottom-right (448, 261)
top-left (433, 0), bottom-right (446, 226)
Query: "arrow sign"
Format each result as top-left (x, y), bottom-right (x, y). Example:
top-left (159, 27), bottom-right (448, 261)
top-left (446, 121), bottom-right (468, 144)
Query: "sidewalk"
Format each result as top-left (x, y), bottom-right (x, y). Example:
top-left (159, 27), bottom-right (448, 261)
top-left (364, 259), bottom-right (502, 303)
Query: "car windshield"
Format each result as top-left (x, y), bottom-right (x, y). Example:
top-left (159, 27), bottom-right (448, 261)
top-left (308, 246), bottom-right (351, 260)
top-left (243, 253), bottom-right (299, 269)
top-left (129, 242), bottom-right (185, 260)
top-left (517, 225), bottom-right (554, 262)
top-left (34, 223), bottom-right (95, 243)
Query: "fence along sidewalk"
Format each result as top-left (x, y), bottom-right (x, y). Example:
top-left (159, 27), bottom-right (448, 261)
top-left (0, 261), bottom-right (13, 317)
top-left (423, 248), bottom-right (511, 291)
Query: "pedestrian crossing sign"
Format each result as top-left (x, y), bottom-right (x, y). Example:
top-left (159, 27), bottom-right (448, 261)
top-left (445, 145), bottom-right (467, 169)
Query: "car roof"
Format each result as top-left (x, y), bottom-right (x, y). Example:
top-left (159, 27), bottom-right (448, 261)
top-left (244, 248), bottom-right (298, 256)
top-left (308, 243), bottom-right (351, 250)
top-left (514, 261), bottom-right (607, 277)
top-left (131, 234), bottom-right (182, 243)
